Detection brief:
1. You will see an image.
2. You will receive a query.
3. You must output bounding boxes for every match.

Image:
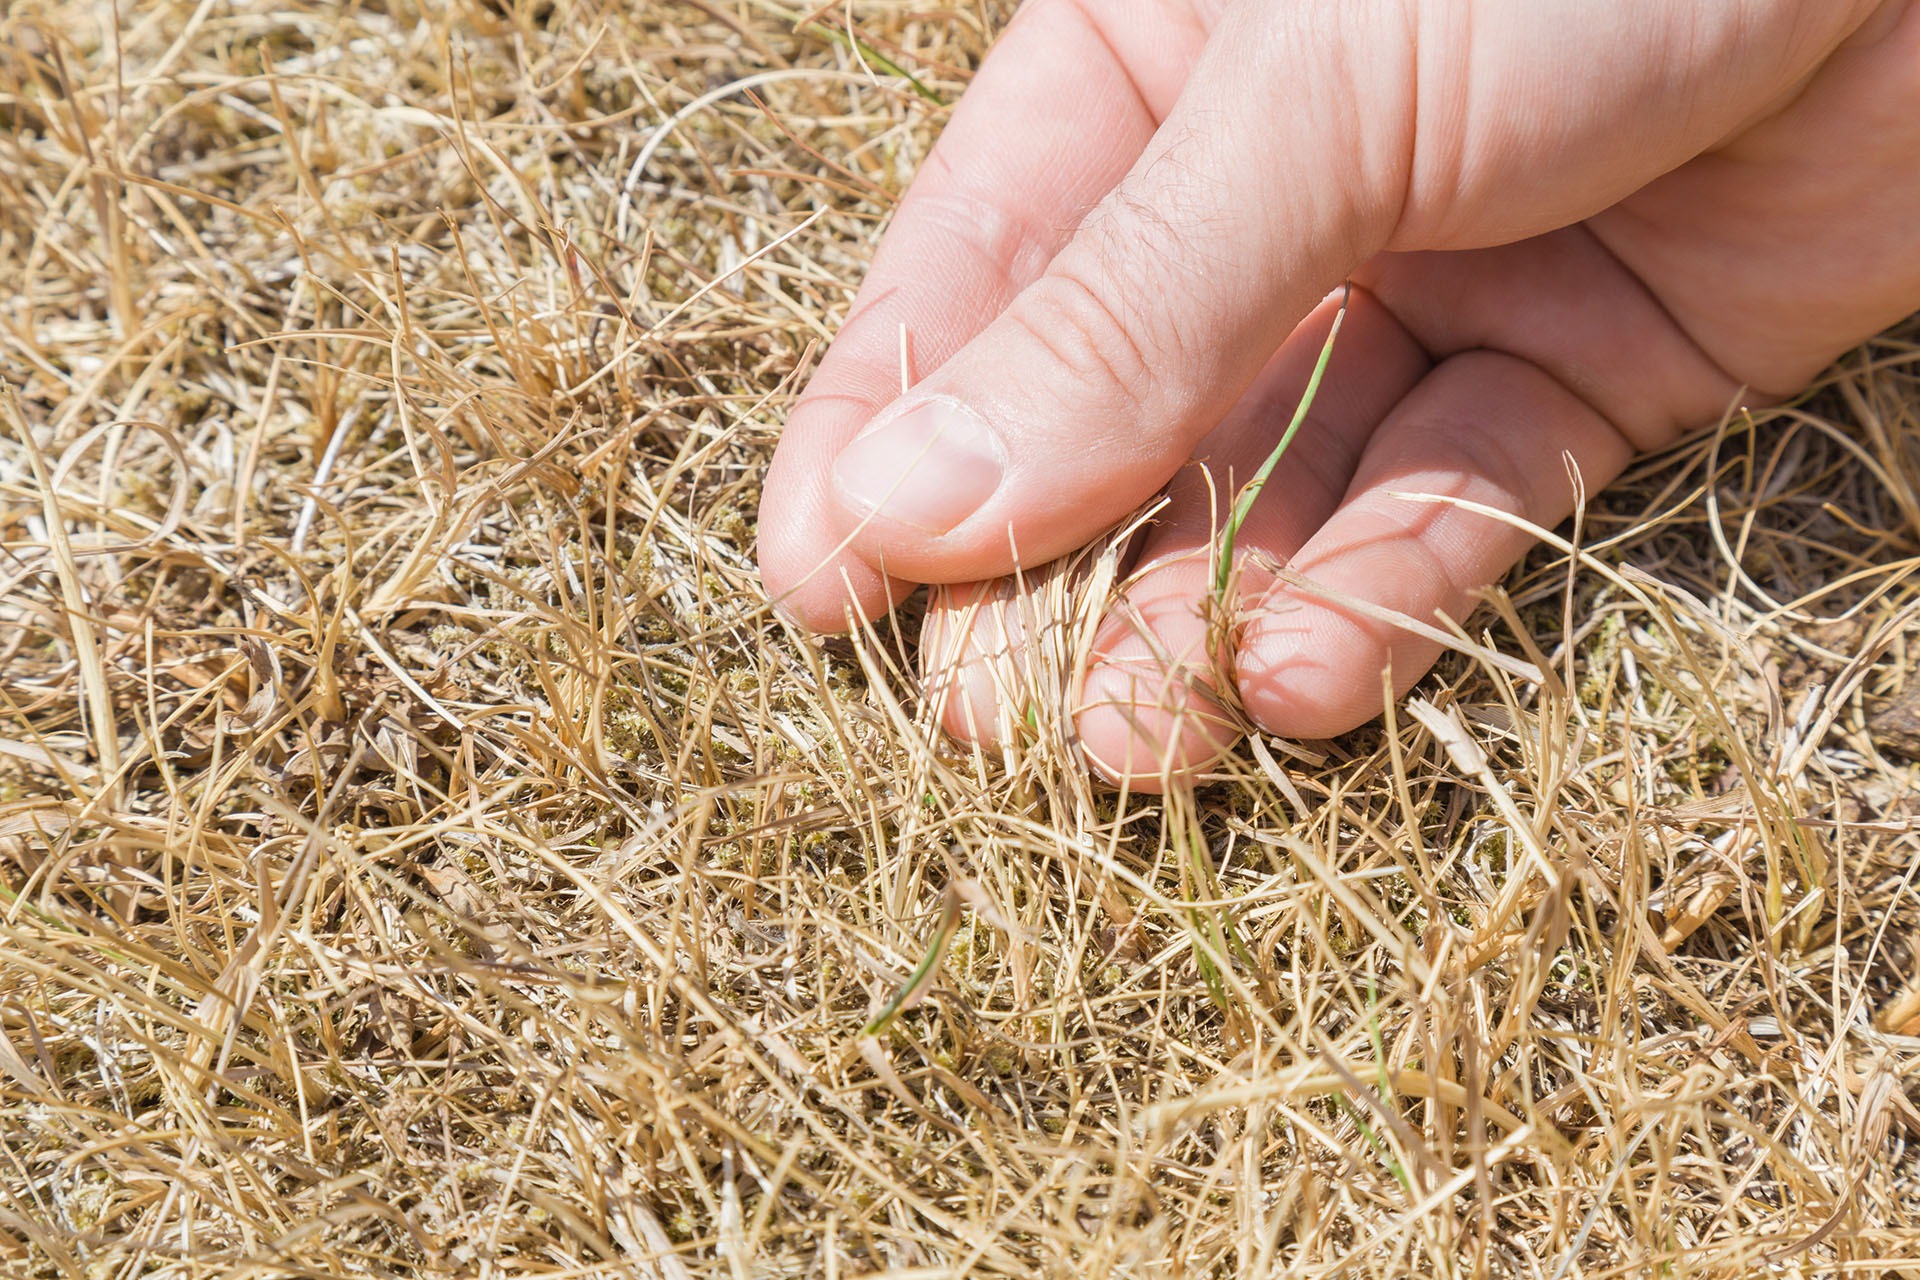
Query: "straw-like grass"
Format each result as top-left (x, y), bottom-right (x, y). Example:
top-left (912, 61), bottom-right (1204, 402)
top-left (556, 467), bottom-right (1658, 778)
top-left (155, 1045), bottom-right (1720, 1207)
top-left (4, 3), bottom-right (1920, 1275)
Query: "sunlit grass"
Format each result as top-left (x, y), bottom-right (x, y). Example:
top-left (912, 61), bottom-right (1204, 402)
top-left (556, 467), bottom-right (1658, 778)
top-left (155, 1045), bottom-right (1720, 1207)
top-left (2, 2), bottom-right (1919, 1277)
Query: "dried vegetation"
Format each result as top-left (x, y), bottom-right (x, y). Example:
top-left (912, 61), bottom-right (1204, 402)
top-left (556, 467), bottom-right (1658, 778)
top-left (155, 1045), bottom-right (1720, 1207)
top-left (4, 1), bottom-right (1920, 1276)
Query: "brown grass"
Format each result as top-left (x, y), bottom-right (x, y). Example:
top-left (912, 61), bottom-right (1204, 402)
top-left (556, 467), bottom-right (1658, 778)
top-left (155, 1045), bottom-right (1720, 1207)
top-left (4, 2), bottom-right (1920, 1276)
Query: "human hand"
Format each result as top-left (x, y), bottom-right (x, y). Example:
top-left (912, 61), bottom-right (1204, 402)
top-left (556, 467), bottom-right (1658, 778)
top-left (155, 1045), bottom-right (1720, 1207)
top-left (757, 0), bottom-right (1920, 789)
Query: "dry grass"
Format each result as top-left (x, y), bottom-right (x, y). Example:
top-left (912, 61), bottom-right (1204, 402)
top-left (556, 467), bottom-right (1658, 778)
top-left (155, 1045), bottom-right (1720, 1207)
top-left (4, 2), bottom-right (1920, 1276)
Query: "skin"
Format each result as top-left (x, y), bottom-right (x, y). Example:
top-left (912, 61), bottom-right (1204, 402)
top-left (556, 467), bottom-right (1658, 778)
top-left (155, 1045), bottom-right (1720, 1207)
top-left (757, 0), bottom-right (1920, 790)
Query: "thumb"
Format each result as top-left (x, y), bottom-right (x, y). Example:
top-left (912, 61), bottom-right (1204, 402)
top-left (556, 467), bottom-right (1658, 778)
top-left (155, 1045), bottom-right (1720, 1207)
top-left (825, 3), bottom-right (1412, 583)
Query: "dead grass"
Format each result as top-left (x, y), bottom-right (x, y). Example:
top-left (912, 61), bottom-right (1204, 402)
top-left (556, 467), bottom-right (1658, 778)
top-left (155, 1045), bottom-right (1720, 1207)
top-left (4, 2), bottom-right (1920, 1276)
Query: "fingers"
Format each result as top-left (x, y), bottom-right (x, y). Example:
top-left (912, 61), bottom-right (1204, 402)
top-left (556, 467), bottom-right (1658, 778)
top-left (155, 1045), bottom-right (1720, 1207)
top-left (923, 290), bottom-right (1433, 789)
top-left (1069, 231), bottom-right (1749, 781)
top-left (923, 230), bottom-right (1735, 784)
top-left (1353, 229), bottom-right (1740, 452)
top-left (1071, 291), bottom-right (1431, 789)
top-left (757, 0), bottom-right (1214, 630)
top-left (1234, 351), bottom-right (1636, 739)
top-left (821, 2), bottom-right (1415, 585)
top-left (920, 578), bottom-right (1029, 744)
top-left (1071, 345), bottom-right (1635, 787)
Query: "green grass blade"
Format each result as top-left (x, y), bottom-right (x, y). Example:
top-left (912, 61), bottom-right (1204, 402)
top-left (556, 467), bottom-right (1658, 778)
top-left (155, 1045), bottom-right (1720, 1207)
top-left (805, 23), bottom-right (945, 104)
top-left (1214, 286), bottom-right (1351, 598)
top-left (862, 887), bottom-right (962, 1036)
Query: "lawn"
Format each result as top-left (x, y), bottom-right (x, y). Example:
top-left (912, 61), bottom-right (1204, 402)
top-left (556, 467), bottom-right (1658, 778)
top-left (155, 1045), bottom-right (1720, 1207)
top-left (4, 1), bottom-right (1920, 1275)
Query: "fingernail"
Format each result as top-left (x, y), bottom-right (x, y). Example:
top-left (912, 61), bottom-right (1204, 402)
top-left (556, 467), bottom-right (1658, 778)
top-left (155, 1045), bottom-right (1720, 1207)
top-left (832, 397), bottom-right (1004, 535)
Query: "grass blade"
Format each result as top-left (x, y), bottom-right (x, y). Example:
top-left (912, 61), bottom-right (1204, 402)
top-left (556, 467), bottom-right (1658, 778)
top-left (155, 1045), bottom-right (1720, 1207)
top-left (862, 886), bottom-right (962, 1036)
top-left (1214, 285), bottom-right (1351, 598)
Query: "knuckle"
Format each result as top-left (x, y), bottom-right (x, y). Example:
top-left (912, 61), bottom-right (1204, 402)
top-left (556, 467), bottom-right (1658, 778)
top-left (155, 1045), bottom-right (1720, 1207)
top-left (898, 191), bottom-right (1056, 297)
top-left (1007, 267), bottom-right (1162, 411)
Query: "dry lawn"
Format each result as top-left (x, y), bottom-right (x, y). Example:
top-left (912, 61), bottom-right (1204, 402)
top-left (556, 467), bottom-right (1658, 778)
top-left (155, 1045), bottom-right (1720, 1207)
top-left (5, 2), bottom-right (1920, 1276)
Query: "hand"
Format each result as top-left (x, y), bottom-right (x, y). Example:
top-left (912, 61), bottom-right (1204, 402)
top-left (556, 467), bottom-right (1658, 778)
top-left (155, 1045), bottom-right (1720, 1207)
top-left (757, 0), bottom-right (1920, 789)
